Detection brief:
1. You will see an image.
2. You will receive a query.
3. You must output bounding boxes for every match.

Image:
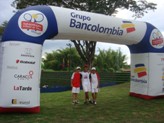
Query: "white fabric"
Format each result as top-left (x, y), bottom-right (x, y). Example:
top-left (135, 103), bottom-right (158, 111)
top-left (90, 73), bottom-right (99, 93)
top-left (81, 71), bottom-right (91, 92)
top-left (72, 87), bottom-right (80, 93)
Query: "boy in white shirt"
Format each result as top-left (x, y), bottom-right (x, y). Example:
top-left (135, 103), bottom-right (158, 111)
top-left (90, 67), bottom-right (100, 105)
top-left (81, 65), bottom-right (92, 104)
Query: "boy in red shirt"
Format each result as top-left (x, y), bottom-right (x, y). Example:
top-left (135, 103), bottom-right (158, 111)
top-left (71, 66), bottom-right (81, 104)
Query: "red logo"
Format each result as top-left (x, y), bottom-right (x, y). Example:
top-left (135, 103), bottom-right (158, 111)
top-left (16, 59), bottom-right (35, 64)
top-left (16, 59), bottom-right (20, 63)
top-left (121, 21), bottom-right (135, 33)
top-left (21, 21), bottom-right (43, 31)
top-left (152, 38), bottom-right (163, 45)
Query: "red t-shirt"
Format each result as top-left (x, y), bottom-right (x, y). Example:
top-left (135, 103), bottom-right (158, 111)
top-left (71, 72), bottom-right (81, 87)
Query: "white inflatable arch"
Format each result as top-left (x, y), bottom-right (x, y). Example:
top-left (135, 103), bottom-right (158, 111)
top-left (0, 5), bottom-right (164, 113)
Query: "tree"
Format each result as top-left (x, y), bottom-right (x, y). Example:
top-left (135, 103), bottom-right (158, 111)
top-left (94, 48), bottom-right (128, 72)
top-left (13, 0), bottom-right (157, 67)
top-left (42, 47), bottom-right (83, 71)
top-left (0, 21), bottom-right (8, 36)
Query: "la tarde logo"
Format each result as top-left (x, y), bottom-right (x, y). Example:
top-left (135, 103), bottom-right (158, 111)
top-left (121, 21), bottom-right (135, 33)
top-left (134, 64), bottom-right (147, 78)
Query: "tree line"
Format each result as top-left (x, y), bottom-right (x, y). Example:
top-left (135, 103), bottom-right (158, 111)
top-left (42, 47), bottom-right (130, 72)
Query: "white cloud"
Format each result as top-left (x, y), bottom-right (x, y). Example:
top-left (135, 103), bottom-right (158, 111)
top-left (42, 40), bottom-right (73, 54)
top-left (0, 0), bottom-right (15, 24)
top-left (116, 0), bottom-right (164, 33)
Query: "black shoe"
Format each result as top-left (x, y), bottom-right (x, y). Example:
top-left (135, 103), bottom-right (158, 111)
top-left (89, 100), bottom-right (93, 104)
top-left (84, 101), bottom-right (88, 104)
top-left (72, 101), bottom-right (75, 105)
top-left (93, 101), bottom-right (97, 105)
top-left (75, 101), bottom-right (79, 104)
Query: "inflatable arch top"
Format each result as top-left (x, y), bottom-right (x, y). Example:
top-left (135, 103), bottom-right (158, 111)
top-left (0, 5), bottom-right (164, 113)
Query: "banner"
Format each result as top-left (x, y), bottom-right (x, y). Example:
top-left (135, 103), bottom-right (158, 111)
top-left (0, 41), bottom-right (42, 112)
top-left (130, 53), bottom-right (149, 95)
top-left (50, 6), bottom-right (147, 45)
top-left (148, 53), bottom-right (164, 96)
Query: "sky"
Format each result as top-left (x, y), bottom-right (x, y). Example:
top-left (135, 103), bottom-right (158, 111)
top-left (0, 0), bottom-right (164, 64)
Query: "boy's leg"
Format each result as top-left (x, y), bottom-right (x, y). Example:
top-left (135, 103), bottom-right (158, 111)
top-left (92, 93), bottom-right (95, 101)
top-left (95, 92), bottom-right (98, 100)
top-left (84, 92), bottom-right (90, 104)
top-left (72, 87), bottom-right (77, 104)
top-left (74, 87), bottom-right (80, 104)
top-left (85, 92), bottom-right (89, 100)
top-left (72, 93), bottom-right (76, 104)
top-left (93, 91), bottom-right (98, 105)
top-left (74, 93), bottom-right (79, 103)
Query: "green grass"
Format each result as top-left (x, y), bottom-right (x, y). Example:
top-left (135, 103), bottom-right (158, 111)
top-left (1, 83), bottom-right (164, 123)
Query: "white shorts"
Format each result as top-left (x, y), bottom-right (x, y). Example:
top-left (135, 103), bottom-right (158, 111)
top-left (72, 87), bottom-right (80, 93)
top-left (91, 88), bottom-right (99, 93)
top-left (82, 83), bottom-right (91, 92)
top-left (91, 84), bottom-right (99, 93)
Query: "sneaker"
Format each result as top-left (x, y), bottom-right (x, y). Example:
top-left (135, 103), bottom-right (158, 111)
top-left (94, 101), bottom-right (97, 105)
top-left (75, 101), bottom-right (79, 104)
top-left (89, 100), bottom-right (93, 104)
top-left (84, 101), bottom-right (88, 104)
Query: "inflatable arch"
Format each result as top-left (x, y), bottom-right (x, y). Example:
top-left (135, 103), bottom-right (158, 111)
top-left (0, 5), bottom-right (164, 113)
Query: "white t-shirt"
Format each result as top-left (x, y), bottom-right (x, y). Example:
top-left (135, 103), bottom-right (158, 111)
top-left (80, 71), bottom-right (90, 84)
top-left (90, 73), bottom-right (98, 88)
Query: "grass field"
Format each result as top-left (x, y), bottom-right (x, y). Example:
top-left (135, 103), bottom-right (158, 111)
top-left (1, 82), bottom-right (164, 123)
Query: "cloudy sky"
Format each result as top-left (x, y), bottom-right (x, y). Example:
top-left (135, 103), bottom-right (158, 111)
top-left (0, 0), bottom-right (164, 64)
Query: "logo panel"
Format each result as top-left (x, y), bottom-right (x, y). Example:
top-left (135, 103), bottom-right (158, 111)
top-left (11, 99), bottom-right (30, 105)
top-left (13, 85), bottom-right (32, 91)
top-left (14, 70), bottom-right (34, 80)
top-left (21, 48), bottom-right (35, 58)
top-left (121, 21), bottom-right (135, 33)
top-left (134, 64), bottom-right (147, 78)
top-left (16, 59), bottom-right (35, 64)
top-left (18, 10), bottom-right (48, 37)
top-left (150, 29), bottom-right (164, 49)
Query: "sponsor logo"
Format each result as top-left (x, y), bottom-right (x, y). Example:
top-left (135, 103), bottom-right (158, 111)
top-left (12, 99), bottom-right (17, 104)
top-left (21, 48), bottom-right (34, 58)
top-left (161, 68), bottom-right (164, 92)
top-left (131, 64), bottom-right (147, 84)
top-left (9, 42), bottom-right (20, 46)
top-left (14, 70), bottom-right (34, 80)
top-left (14, 85), bottom-right (32, 91)
top-left (162, 75), bottom-right (164, 81)
top-left (121, 21), bottom-right (135, 33)
top-left (12, 99), bottom-right (30, 105)
top-left (16, 59), bottom-right (35, 64)
top-left (18, 10), bottom-right (48, 37)
top-left (150, 29), bottom-right (164, 49)
top-left (134, 64), bottom-right (147, 78)
top-left (162, 68), bottom-right (164, 82)
top-left (131, 76), bottom-right (147, 83)
top-left (7, 65), bottom-right (18, 70)
top-left (69, 12), bottom-right (123, 36)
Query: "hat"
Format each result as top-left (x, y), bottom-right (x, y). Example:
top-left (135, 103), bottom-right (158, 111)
top-left (91, 67), bottom-right (96, 70)
top-left (84, 64), bottom-right (89, 68)
top-left (76, 66), bottom-right (81, 70)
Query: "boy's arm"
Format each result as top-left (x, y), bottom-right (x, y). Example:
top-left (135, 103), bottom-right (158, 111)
top-left (71, 73), bottom-right (74, 87)
top-left (89, 73), bottom-right (91, 82)
top-left (96, 72), bottom-right (100, 88)
top-left (71, 79), bottom-right (73, 87)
